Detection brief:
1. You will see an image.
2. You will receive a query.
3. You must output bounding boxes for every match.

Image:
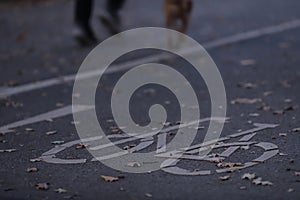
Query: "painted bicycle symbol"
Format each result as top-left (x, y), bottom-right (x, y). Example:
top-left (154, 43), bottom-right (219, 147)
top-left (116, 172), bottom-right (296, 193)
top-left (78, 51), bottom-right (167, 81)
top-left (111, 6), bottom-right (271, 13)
top-left (40, 119), bottom-right (279, 176)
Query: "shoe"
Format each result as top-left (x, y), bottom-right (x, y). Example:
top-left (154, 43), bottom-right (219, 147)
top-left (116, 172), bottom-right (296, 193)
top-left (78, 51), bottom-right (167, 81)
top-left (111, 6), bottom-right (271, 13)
top-left (72, 23), bottom-right (98, 46)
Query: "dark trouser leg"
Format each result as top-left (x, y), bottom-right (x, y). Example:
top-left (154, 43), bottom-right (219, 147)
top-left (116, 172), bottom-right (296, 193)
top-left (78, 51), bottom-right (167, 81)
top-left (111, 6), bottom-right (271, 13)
top-left (73, 0), bottom-right (97, 44)
top-left (75, 0), bottom-right (93, 26)
top-left (106, 0), bottom-right (125, 19)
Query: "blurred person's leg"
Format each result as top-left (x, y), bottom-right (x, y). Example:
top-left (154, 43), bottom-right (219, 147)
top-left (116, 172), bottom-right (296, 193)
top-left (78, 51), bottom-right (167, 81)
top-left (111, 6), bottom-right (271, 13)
top-left (73, 0), bottom-right (97, 46)
top-left (100, 0), bottom-right (126, 35)
top-left (107, 0), bottom-right (125, 22)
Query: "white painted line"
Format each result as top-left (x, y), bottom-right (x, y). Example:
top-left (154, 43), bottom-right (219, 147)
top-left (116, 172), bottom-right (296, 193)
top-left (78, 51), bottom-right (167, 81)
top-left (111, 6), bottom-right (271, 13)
top-left (0, 19), bottom-right (299, 98)
top-left (89, 117), bottom-right (228, 151)
top-left (0, 105), bottom-right (94, 133)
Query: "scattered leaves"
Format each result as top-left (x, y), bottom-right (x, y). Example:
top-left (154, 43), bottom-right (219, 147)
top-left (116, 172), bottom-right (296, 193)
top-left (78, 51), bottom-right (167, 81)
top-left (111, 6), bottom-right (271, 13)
top-left (252, 177), bottom-right (273, 186)
top-left (242, 173), bottom-right (273, 186)
top-left (0, 149), bottom-right (17, 153)
top-left (217, 162), bottom-right (242, 168)
top-left (101, 175), bottom-right (119, 182)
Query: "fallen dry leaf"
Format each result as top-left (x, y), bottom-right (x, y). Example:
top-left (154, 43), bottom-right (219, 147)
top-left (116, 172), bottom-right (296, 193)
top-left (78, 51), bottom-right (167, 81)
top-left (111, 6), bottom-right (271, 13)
top-left (45, 118), bottom-right (53, 122)
top-left (25, 128), bottom-right (34, 132)
top-left (46, 131), bottom-right (57, 135)
top-left (55, 188), bottom-right (67, 193)
top-left (240, 145), bottom-right (250, 150)
top-left (237, 82), bottom-right (257, 89)
top-left (231, 98), bottom-right (262, 105)
top-left (127, 162), bottom-right (141, 167)
top-left (249, 113), bottom-right (260, 117)
top-left (263, 91), bottom-right (273, 97)
top-left (292, 127), bottom-right (300, 132)
top-left (26, 167), bottom-right (38, 173)
top-left (117, 174), bottom-right (125, 179)
top-left (281, 80), bottom-right (291, 88)
top-left (51, 141), bottom-right (64, 145)
top-left (145, 193), bottom-right (153, 198)
top-left (219, 175), bottom-right (230, 181)
top-left (35, 183), bottom-right (49, 190)
top-left (242, 173), bottom-right (256, 180)
top-left (123, 144), bottom-right (136, 150)
top-left (56, 103), bottom-right (64, 107)
top-left (258, 102), bottom-right (272, 111)
top-left (284, 99), bottom-right (292, 103)
top-left (239, 186), bottom-right (247, 190)
top-left (16, 31), bottom-right (27, 41)
top-left (76, 143), bottom-right (89, 149)
top-left (30, 157), bottom-right (43, 162)
top-left (279, 133), bottom-right (287, 137)
top-left (240, 59), bottom-right (256, 66)
top-left (273, 110), bottom-right (285, 115)
top-left (101, 175), bottom-right (119, 182)
top-left (288, 188), bottom-right (294, 193)
top-left (70, 121), bottom-right (80, 125)
top-left (279, 153), bottom-right (288, 156)
top-left (284, 105), bottom-right (296, 111)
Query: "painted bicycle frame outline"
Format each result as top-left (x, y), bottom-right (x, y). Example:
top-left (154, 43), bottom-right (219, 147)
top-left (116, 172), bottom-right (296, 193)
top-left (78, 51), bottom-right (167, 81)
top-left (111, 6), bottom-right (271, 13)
top-left (40, 120), bottom-right (279, 176)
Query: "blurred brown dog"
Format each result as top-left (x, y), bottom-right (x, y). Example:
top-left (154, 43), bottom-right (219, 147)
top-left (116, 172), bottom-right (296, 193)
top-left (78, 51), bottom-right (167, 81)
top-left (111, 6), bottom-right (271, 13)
top-left (164, 0), bottom-right (193, 33)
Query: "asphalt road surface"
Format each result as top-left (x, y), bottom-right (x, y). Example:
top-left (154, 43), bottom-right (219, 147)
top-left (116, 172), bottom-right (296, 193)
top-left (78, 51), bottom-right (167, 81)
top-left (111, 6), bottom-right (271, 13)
top-left (0, 0), bottom-right (300, 200)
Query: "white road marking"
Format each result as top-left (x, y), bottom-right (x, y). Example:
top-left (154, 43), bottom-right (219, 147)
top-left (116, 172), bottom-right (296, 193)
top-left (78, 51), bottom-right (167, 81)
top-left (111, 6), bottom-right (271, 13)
top-left (0, 19), bottom-right (299, 98)
top-left (0, 105), bottom-right (94, 133)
